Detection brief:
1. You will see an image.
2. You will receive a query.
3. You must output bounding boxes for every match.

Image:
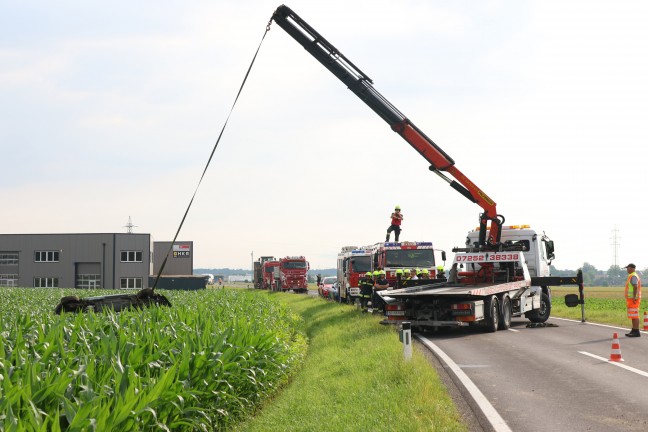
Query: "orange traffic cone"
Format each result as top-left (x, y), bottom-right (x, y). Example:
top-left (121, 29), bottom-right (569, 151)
top-left (609, 332), bottom-right (624, 362)
top-left (643, 311), bottom-right (648, 331)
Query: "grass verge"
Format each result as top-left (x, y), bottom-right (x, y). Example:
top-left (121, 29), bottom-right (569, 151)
top-left (233, 292), bottom-right (467, 432)
top-left (551, 286), bottom-right (636, 328)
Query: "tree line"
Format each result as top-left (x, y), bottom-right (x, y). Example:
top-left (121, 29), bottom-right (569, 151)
top-left (551, 264), bottom-right (646, 287)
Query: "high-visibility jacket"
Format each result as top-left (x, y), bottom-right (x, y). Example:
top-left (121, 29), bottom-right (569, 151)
top-left (625, 272), bottom-right (642, 300)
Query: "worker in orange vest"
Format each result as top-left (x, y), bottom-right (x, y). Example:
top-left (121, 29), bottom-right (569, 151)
top-left (623, 263), bottom-right (642, 337)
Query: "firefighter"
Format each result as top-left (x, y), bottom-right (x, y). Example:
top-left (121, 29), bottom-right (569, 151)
top-left (359, 271), bottom-right (374, 312)
top-left (437, 265), bottom-right (446, 279)
top-left (385, 205), bottom-right (404, 242)
top-left (372, 270), bottom-right (390, 313)
top-left (395, 268), bottom-right (404, 288)
top-left (623, 263), bottom-right (642, 337)
top-left (420, 268), bottom-right (430, 279)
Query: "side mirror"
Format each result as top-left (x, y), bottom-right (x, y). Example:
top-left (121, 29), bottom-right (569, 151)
top-left (545, 240), bottom-right (555, 261)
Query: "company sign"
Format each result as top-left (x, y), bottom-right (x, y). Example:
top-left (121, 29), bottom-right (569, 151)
top-left (173, 244), bottom-right (191, 258)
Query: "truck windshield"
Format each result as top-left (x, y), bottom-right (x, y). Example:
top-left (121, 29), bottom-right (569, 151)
top-left (350, 256), bottom-right (371, 272)
top-left (283, 261), bottom-right (307, 269)
top-left (385, 250), bottom-right (435, 268)
top-left (264, 266), bottom-right (276, 273)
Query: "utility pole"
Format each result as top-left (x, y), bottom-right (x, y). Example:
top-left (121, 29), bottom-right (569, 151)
top-left (610, 226), bottom-right (620, 268)
top-left (123, 216), bottom-right (137, 234)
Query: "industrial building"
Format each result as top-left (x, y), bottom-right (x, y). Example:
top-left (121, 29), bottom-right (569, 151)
top-left (0, 234), bottom-right (196, 289)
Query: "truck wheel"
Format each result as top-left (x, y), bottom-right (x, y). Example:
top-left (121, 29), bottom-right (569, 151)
top-left (527, 292), bottom-right (551, 323)
top-left (485, 296), bottom-right (499, 333)
top-left (498, 295), bottom-right (512, 330)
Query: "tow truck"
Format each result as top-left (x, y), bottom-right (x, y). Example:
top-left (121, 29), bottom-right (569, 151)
top-left (269, 5), bottom-right (583, 330)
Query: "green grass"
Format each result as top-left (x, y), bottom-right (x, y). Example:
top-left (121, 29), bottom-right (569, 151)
top-left (552, 286), bottom-right (638, 328)
top-left (234, 292), bottom-right (467, 432)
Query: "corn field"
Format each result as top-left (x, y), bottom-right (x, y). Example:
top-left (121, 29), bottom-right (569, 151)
top-left (0, 288), bottom-right (307, 431)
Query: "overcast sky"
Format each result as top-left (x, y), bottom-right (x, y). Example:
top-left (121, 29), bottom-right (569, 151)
top-left (2, 0), bottom-right (647, 272)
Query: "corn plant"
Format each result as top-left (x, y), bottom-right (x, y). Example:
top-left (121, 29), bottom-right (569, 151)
top-left (0, 288), bottom-right (306, 431)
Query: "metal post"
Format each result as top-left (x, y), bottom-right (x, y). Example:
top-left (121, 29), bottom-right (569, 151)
top-left (402, 322), bottom-right (412, 361)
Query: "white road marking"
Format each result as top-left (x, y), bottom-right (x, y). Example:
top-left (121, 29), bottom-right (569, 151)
top-left (417, 335), bottom-right (512, 432)
top-left (551, 316), bottom-right (646, 334)
top-left (507, 328), bottom-right (519, 332)
top-left (578, 351), bottom-right (648, 378)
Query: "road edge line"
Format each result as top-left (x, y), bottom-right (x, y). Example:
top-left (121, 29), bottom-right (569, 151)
top-left (416, 335), bottom-right (512, 432)
top-left (551, 316), bottom-right (645, 334)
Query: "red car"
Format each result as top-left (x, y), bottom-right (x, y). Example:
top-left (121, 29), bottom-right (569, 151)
top-left (319, 276), bottom-right (337, 299)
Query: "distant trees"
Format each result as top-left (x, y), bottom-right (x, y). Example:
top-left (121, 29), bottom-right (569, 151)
top-left (550, 263), bottom-right (646, 287)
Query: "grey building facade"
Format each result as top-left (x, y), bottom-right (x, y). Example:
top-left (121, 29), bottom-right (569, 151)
top-left (0, 233), bottom-right (151, 289)
top-left (152, 241), bottom-right (193, 276)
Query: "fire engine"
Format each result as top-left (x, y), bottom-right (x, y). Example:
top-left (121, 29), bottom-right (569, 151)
top-left (368, 241), bottom-right (446, 286)
top-left (262, 258), bottom-right (280, 290)
top-left (253, 256), bottom-right (276, 289)
top-left (276, 256), bottom-right (309, 293)
top-left (337, 246), bottom-right (373, 304)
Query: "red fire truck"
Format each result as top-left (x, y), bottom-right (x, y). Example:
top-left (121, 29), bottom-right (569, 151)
top-left (368, 241), bottom-right (446, 286)
top-left (337, 246), bottom-right (373, 304)
top-left (277, 256), bottom-right (309, 293)
top-left (262, 259), bottom-right (280, 290)
top-left (254, 256), bottom-right (276, 289)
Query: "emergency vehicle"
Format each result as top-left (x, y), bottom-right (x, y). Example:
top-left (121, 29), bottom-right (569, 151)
top-left (262, 259), bottom-right (280, 290)
top-left (253, 256), bottom-right (276, 289)
top-left (381, 225), bottom-right (583, 331)
top-left (277, 256), bottom-right (310, 293)
top-left (367, 241), bottom-right (446, 286)
top-left (337, 246), bottom-right (373, 304)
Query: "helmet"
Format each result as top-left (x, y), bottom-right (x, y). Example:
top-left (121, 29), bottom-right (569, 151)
top-left (373, 270), bottom-right (380, 276)
top-left (365, 272), bottom-right (372, 277)
top-left (437, 265), bottom-right (444, 271)
top-left (395, 205), bottom-right (401, 210)
top-left (395, 269), bottom-right (403, 275)
top-left (380, 270), bottom-right (386, 276)
top-left (422, 268), bottom-right (429, 274)
top-left (416, 268), bottom-right (421, 274)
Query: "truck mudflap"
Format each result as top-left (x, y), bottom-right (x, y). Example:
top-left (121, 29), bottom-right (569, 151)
top-left (54, 288), bottom-right (172, 314)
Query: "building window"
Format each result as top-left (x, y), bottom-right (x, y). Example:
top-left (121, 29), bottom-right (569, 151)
top-left (0, 274), bottom-right (18, 287)
top-left (76, 274), bottom-right (101, 289)
top-left (121, 251), bottom-right (143, 262)
top-left (34, 277), bottom-right (59, 288)
top-left (0, 252), bottom-right (19, 265)
top-left (120, 277), bottom-right (142, 289)
top-left (35, 251), bottom-right (60, 262)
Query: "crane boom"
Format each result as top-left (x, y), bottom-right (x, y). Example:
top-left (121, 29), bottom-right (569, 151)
top-left (271, 5), bottom-right (504, 246)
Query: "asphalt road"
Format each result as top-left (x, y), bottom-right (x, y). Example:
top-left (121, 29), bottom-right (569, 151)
top-left (417, 318), bottom-right (648, 432)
